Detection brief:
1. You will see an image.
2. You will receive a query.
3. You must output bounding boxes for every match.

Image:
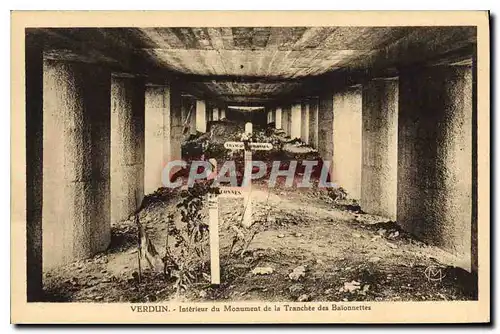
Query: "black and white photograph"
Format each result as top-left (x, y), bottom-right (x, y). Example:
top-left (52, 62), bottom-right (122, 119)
top-left (11, 10), bottom-right (490, 324)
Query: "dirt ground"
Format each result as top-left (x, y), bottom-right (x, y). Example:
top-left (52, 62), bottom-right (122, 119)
top-left (43, 183), bottom-right (477, 303)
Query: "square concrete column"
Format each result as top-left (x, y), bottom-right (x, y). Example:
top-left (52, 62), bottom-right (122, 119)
top-left (144, 83), bottom-right (183, 194)
top-left (245, 122), bottom-right (253, 134)
top-left (267, 110), bottom-right (272, 124)
top-left (196, 100), bottom-right (207, 132)
top-left (332, 87), bottom-right (362, 200)
top-left (301, 102), bottom-right (310, 144)
top-left (398, 66), bottom-right (474, 270)
top-left (110, 74), bottom-right (145, 223)
top-left (308, 98), bottom-right (319, 149)
top-left (206, 104), bottom-right (212, 125)
top-left (213, 107), bottom-right (219, 121)
top-left (220, 108), bottom-right (226, 120)
top-left (145, 85), bottom-right (165, 194)
top-left (361, 78), bottom-right (398, 220)
top-left (189, 100), bottom-right (197, 134)
top-left (281, 106), bottom-right (291, 136)
top-left (290, 103), bottom-right (302, 139)
top-left (181, 96), bottom-right (195, 136)
top-left (25, 35), bottom-right (43, 300)
top-left (275, 107), bottom-right (282, 129)
top-left (318, 94), bottom-right (334, 173)
top-left (286, 106), bottom-right (292, 136)
top-left (42, 57), bottom-right (111, 269)
top-left (169, 85), bottom-right (183, 165)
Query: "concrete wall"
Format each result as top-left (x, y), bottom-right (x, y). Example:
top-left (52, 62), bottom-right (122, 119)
top-left (301, 102), bottom-right (310, 144)
top-left (332, 87), bottom-right (362, 200)
top-left (25, 37), bottom-right (43, 300)
top-left (290, 103), bottom-right (302, 139)
top-left (110, 75), bottom-right (145, 223)
top-left (398, 66), bottom-right (473, 270)
top-left (251, 110), bottom-right (267, 127)
top-left (361, 79), bottom-right (398, 220)
top-left (42, 59), bottom-right (111, 269)
top-left (308, 98), bottom-right (319, 149)
top-left (318, 93), bottom-right (334, 172)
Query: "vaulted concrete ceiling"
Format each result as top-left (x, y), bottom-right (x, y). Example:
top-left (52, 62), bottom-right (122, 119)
top-left (30, 26), bottom-right (476, 106)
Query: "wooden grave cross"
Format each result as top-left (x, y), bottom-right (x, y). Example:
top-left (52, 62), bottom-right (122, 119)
top-left (207, 138), bottom-right (273, 285)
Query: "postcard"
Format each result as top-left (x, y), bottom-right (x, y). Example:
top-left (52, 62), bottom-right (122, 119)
top-left (11, 10), bottom-right (490, 324)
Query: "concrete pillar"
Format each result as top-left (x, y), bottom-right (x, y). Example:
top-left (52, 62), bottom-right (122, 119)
top-left (206, 104), bottom-right (213, 125)
top-left (398, 66), bottom-right (473, 270)
top-left (281, 106), bottom-right (291, 136)
top-left (290, 103), bottom-right (302, 139)
top-left (169, 85), bottom-right (183, 166)
top-left (213, 107), bottom-right (219, 121)
top-left (275, 107), bottom-right (282, 129)
top-left (361, 78), bottom-right (398, 220)
top-left (308, 98), bottom-right (319, 149)
top-left (286, 107), bottom-right (292, 136)
top-left (281, 108), bottom-right (286, 133)
top-left (318, 94), bottom-right (334, 174)
top-left (267, 110), bottom-right (272, 124)
top-left (281, 108), bottom-right (286, 134)
top-left (180, 97), bottom-right (188, 135)
top-left (25, 36), bottom-right (43, 300)
top-left (181, 96), bottom-right (195, 136)
top-left (245, 122), bottom-right (253, 134)
top-left (196, 100), bottom-right (207, 132)
top-left (332, 87), bottom-right (362, 200)
top-left (110, 74), bottom-right (145, 223)
top-left (220, 108), bottom-right (226, 120)
top-left (144, 83), bottom-right (183, 194)
top-left (189, 101), bottom-right (197, 134)
top-left (145, 85), bottom-right (167, 194)
top-left (301, 102), bottom-right (310, 144)
top-left (42, 58), bottom-right (111, 269)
